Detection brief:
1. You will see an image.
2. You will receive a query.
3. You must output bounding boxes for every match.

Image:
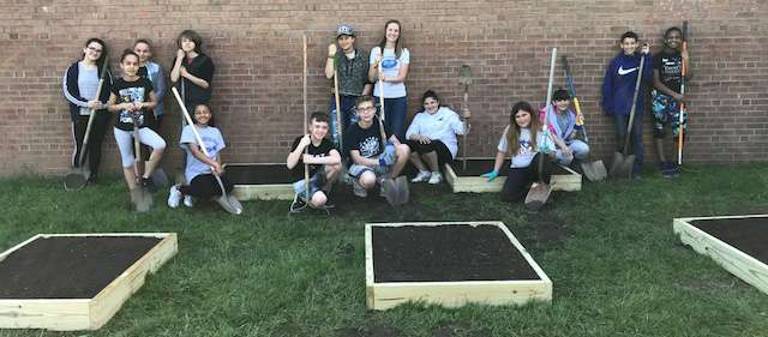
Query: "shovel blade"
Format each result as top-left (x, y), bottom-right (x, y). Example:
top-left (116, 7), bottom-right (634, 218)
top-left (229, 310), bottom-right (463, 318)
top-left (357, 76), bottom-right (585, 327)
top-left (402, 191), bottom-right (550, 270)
top-left (609, 152), bottom-right (634, 179)
top-left (130, 188), bottom-right (153, 212)
top-left (525, 183), bottom-right (552, 211)
top-left (395, 176), bottom-right (410, 206)
top-left (64, 171), bottom-right (88, 191)
top-left (151, 168), bottom-right (170, 189)
top-left (580, 160), bottom-right (607, 182)
top-left (380, 178), bottom-right (399, 206)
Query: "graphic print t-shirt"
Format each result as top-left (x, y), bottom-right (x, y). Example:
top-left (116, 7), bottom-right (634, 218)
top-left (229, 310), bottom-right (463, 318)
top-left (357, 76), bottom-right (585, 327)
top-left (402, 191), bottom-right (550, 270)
top-left (345, 121), bottom-right (391, 159)
top-left (180, 124), bottom-right (225, 182)
top-left (289, 136), bottom-right (335, 179)
top-left (654, 50), bottom-right (683, 93)
top-left (111, 77), bottom-right (155, 131)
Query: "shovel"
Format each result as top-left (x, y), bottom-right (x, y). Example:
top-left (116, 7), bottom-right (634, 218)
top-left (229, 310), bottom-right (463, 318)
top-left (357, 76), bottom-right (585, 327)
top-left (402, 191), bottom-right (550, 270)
top-left (458, 64), bottom-right (473, 171)
top-left (524, 47), bottom-right (557, 210)
top-left (561, 55), bottom-right (607, 182)
top-left (609, 55), bottom-right (646, 179)
top-left (172, 87), bottom-right (242, 215)
top-left (131, 118), bottom-right (153, 213)
top-left (376, 114), bottom-right (409, 206)
top-left (64, 58), bottom-right (109, 191)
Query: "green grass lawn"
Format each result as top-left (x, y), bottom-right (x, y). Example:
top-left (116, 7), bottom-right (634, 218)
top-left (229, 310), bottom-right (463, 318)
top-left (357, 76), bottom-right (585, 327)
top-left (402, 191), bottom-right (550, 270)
top-left (1, 164), bottom-right (768, 337)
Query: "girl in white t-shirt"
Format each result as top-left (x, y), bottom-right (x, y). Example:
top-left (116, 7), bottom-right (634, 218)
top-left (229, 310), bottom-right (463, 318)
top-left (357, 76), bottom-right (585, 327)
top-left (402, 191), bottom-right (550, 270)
top-left (482, 101), bottom-right (555, 202)
top-left (167, 104), bottom-right (234, 210)
top-left (368, 19), bottom-right (410, 142)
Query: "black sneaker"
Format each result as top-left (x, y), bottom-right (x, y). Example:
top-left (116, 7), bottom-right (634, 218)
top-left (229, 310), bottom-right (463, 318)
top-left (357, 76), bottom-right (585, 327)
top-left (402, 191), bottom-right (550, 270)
top-left (289, 194), bottom-right (308, 214)
top-left (141, 177), bottom-right (157, 193)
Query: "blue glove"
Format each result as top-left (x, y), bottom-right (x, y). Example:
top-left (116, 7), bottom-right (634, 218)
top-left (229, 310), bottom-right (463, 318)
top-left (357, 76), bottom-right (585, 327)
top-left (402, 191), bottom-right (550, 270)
top-left (378, 143), bottom-right (397, 167)
top-left (481, 170), bottom-right (499, 182)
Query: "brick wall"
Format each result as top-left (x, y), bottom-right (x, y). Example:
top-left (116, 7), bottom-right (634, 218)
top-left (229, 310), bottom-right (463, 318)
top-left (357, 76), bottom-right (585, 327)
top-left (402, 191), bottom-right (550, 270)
top-left (1, 0), bottom-right (766, 176)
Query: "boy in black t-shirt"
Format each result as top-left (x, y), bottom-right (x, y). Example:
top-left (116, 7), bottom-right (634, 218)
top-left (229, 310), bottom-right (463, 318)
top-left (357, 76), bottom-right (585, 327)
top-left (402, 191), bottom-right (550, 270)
top-left (344, 96), bottom-right (410, 200)
top-left (652, 26), bottom-right (691, 177)
top-left (286, 112), bottom-right (342, 211)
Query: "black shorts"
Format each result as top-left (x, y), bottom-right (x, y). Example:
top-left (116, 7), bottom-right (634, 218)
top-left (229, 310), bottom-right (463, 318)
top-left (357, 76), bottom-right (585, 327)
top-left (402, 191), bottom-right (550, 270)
top-left (406, 139), bottom-right (453, 167)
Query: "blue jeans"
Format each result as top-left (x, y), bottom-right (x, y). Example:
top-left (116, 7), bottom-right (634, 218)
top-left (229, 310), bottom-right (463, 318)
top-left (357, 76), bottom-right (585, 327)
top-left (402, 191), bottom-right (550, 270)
top-left (614, 113), bottom-right (644, 174)
top-left (374, 96), bottom-right (407, 142)
top-left (328, 95), bottom-right (359, 147)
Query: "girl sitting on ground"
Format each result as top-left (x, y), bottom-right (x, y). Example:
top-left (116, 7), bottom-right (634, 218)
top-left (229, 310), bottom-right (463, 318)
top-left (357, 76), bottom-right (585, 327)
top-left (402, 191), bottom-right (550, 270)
top-left (168, 104), bottom-right (237, 213)
top-left (482, 101), bottom-right (554, 202)
top-left (405, 90), bottom-right (470, 184)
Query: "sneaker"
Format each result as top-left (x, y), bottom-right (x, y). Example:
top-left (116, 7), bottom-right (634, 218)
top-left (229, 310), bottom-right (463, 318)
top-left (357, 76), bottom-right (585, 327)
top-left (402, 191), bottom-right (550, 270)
top-left (183, 195), bottom-right (194, 208)
top-left (141, 177), bottom-right (157, 193)
top-left (353, 179), bottom-right (367, 198)
top-left (411, 171), bottom-right (431, 183)
top-left (660, 161), bottom-right (675, 178)
top-left (289, 193), bottom-right (307, 213)
top-left (428, 172), bottom-right (442, 185)
top-left (167, 185), bottom-right (182, 208)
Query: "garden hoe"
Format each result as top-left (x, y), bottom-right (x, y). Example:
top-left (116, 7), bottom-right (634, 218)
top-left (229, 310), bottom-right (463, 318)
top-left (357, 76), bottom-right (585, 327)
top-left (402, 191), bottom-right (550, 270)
top-left (172, 87), bottom-right (242, 215)
top-left (609, 55), bottom-right (646, 180)
top-left (525, 47), bottom-right (557, 211)
top-left (458, 64), bottom-right (473, 171)
top-left (561, 55), bottom-right (607, 182)
top-left (64, 57), bottom-right (109, 191)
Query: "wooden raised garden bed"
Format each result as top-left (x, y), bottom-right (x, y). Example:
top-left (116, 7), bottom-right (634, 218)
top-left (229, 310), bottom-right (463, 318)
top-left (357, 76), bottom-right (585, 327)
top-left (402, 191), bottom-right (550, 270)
top-left (444, 158), bottom-right (581, 193)
top-left (674, 214), bottom-right (768, 295)
top-left (224, 163), bottom-right (294, 200)
top-left (0, 233), bottom-right (178, 331)
top-left (365, 221), bottom-right (552, 310)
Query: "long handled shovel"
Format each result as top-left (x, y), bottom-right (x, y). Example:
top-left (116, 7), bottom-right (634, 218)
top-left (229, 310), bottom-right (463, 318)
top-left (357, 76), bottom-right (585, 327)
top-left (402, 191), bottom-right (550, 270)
top-left (172, 87), bottom-right (242, 215)
top-left (458, 64), bottom-right (473, 172)
top-left (332, 54), bottom-right (344, 150)
top-left (609, 55), bottom-right (646, 179)
top-left (561, 55), bottom-right (607, 182)
top-left (677, 20), bottom-right (689, 166)
top-left (64, 58), bottom-right (109, 191)
top-left (130, 118), bottom-right (153, 212)
top-left (525, 48), bottom-right (557, 211)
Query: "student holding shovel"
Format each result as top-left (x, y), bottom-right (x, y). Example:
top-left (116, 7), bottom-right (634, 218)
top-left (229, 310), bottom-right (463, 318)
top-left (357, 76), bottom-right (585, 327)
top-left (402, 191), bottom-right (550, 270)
top-left (482, 101), bottom-right (555, 203)
top-left (539, 89), bottom-right (590, 167)
top-left (601, 31), bottom-right (652, 179)
top-left (369, 19), bottom-right (410, 142)
top-left (651, 26), bottom-right (691, 178)
top-left (63, 38), bottom-right (113, 183)
top-left (170, 30), bottom-right (215, 117)
top-left (324, 24), bottom-right (371, 147)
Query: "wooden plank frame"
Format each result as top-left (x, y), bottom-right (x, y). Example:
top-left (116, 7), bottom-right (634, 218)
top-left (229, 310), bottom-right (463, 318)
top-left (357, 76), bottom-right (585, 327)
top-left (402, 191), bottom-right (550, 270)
top-left (443, 161), bottom-right (581, 193)
top-left (225, 163), bottom-right (294, 201)
top-left (0, 233), bottom-right (178, 331)
top-left (365, 221), bottom-right (552, 310)
top-left (673, 215), bottom-right (768, 296)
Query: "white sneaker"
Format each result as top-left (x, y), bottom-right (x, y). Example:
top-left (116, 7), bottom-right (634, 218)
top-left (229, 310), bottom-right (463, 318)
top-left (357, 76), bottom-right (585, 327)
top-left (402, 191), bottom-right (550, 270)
top-left (167, 185), bottom-right (181, 208)
top-left (183, 195), bottom-right (194, 208)
top-left (353, 180), bottom-right (367, 198)
top-left (411, 171), bottom-right (431, 183)
top-left (428, 172), bottom-right (442, 185)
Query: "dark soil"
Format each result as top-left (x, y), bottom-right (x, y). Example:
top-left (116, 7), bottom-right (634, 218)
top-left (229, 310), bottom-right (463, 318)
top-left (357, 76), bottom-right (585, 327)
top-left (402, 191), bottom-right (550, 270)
top-left (691, 216), bottom-right (768, 265)
top-left (0, 236), bottom-right (161, 299)
top-left (224, 164), bottom-right (294, 184)
top-left (372, 224), bottom-right (540, 282)
top-left (450, 159), bottom-right (571, 177)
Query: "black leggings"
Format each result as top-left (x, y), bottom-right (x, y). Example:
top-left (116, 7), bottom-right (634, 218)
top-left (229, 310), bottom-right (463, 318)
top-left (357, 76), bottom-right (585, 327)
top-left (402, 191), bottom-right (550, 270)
top-left (405, 139), bottom-right (453, 167)
top-left (179, 174), bottom-right (234, 199)
top-left (501, 153), bottom-right (552, 202)
top-left (71, 111), bottom-right (110, 175)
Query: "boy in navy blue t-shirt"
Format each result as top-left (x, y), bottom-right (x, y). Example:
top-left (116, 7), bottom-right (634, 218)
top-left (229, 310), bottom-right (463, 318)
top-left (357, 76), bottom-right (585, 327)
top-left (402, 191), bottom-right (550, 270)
top-left (601, 31), bottom-right (653, 178)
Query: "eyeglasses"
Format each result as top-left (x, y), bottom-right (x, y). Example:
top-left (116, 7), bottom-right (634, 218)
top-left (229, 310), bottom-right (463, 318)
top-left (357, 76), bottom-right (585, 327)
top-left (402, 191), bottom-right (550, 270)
top-left (87, 46), bottom-right (103, 53)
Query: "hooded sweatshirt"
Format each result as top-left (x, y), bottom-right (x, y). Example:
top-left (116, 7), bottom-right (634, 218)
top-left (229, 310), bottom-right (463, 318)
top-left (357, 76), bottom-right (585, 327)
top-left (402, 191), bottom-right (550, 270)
top-left (601, 52), bottom-right (653, 117)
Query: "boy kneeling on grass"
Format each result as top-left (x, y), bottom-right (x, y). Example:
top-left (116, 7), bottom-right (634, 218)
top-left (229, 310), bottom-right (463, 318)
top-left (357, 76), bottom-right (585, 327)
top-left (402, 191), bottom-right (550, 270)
top-left (287, 112), bottom-right (342, 212)
top-left (344, 95), bottom-right (410, 202)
